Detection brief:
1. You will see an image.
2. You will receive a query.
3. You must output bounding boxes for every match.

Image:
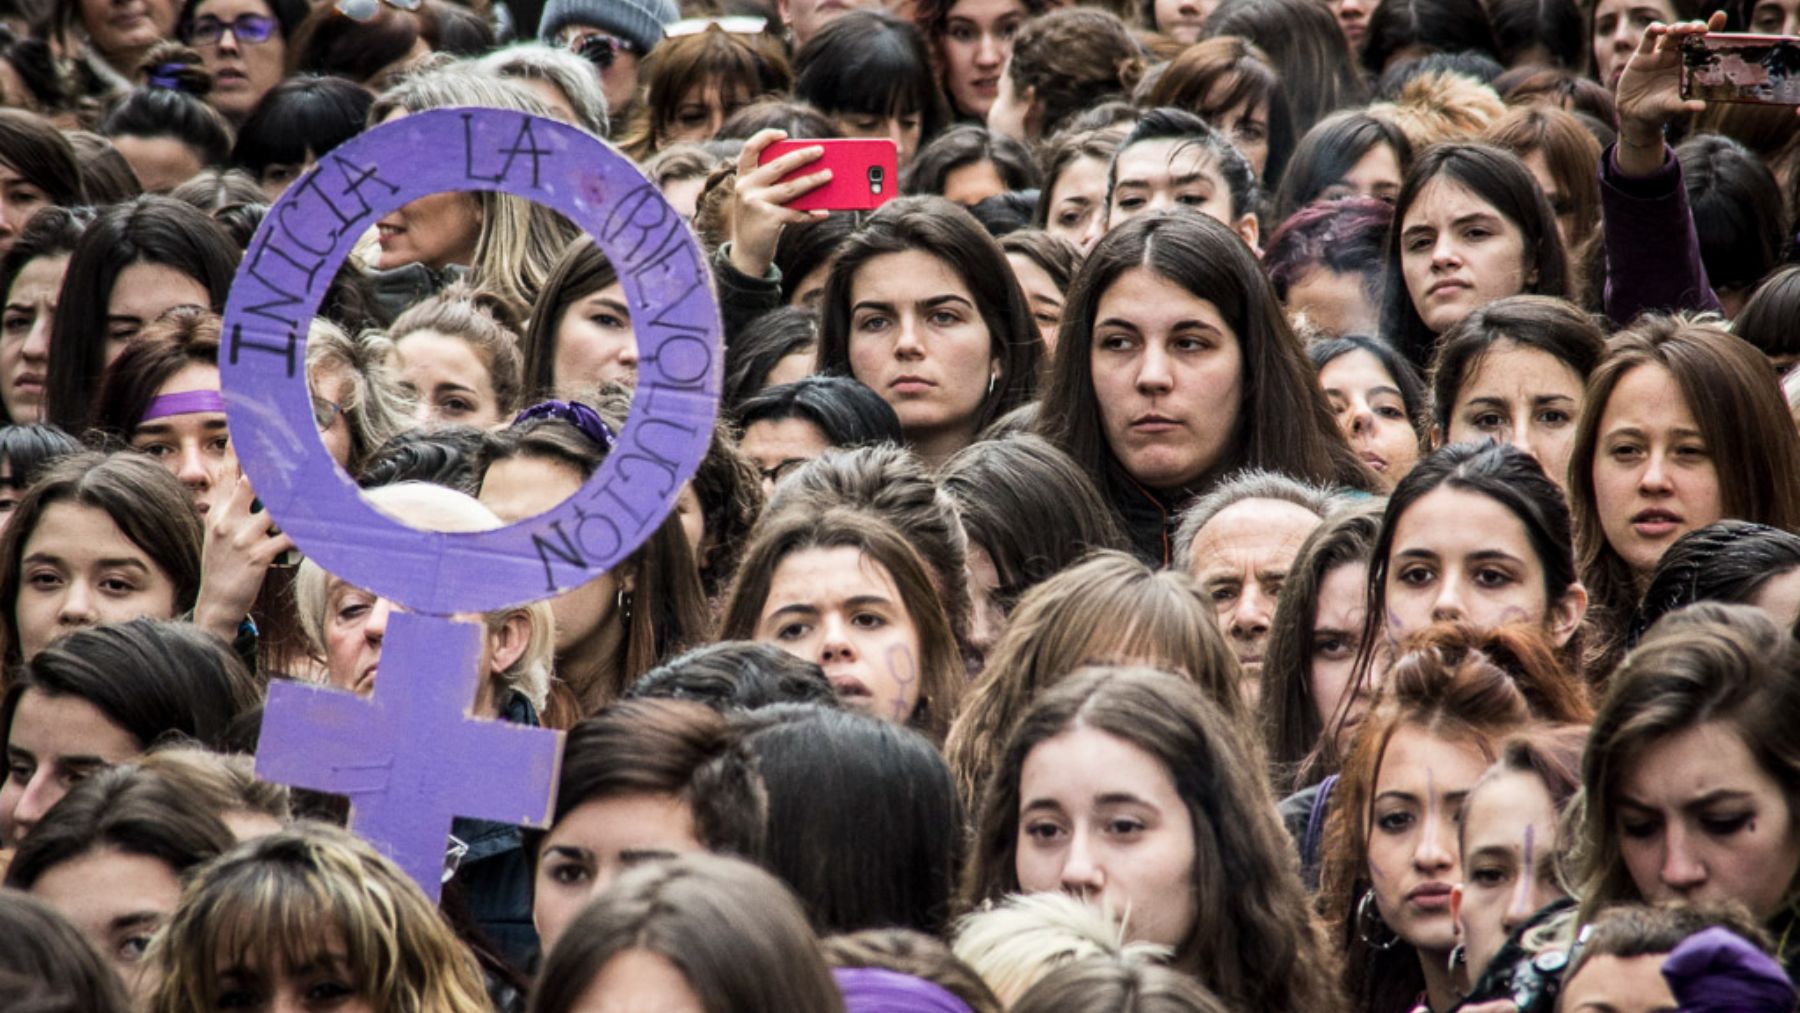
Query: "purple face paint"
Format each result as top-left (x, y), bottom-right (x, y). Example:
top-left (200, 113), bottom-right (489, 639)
top-left (1519, 822), bottom-right (1537, 908)
top-left (884, 642), bottom-right (919, 724)
top-left (232, 108), bottom-right (721, 898)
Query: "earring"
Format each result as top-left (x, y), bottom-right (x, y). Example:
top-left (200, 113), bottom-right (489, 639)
top-left (1357, 888), bottom-right (1400, 951)
top-left (987, 373), bottom-right (997, 398)
top-left (615, 587), bottom-right (634, 625)
top-left (1450, 943), bottom-right (1467, 969)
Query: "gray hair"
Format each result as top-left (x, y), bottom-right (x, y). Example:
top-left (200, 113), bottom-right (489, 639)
top-left (475, 43), bottom-right (610, 139)
top-left (294, 482), bottom-right (554, 712)
top-left (1172, 468), bottom-right (1340, 568)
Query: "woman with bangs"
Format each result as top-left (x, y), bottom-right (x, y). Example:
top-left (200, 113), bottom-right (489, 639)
top-left (1138, 36), bottom-right (1296, 186)
top-left (621, 23), bottom-right (792, 159)
top-left (944, 550), bottom-right (1242, 807)
top-left (794, 10), bottom-right (947, 167)
top-left (148, 822), bottom-right (492, 1013)
top-left (1425, 295), bottom-right (1606, 496)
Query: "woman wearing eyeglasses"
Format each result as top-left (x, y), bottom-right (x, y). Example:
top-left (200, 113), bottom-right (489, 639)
top-left (177, 0), bottom-right (306, 123)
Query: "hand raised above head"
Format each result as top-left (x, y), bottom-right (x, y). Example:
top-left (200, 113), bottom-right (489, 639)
top-left (727, 129), bottom-right (833, 279)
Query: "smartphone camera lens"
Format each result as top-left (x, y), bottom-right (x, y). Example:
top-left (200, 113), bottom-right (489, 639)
top-left (868, 165), bottom-right (884, 194)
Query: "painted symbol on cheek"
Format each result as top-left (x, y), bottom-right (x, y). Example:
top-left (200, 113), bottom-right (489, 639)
top-left (884, 642), bottom-right (919, 724)
top-left (1522, 823), bottom-right (1536, 890)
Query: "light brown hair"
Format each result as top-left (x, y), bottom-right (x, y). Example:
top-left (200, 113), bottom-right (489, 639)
top-left (1566, 315), bottom-right (1800, 681)
top-left (945, 551), bottom-right (1244, 806)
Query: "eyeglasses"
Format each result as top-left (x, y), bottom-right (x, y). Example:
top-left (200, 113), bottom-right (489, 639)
top-left (332, 0), bottom-right (421, 23)
top-left (187, 12), bottom-right (278, 45)
top-left (312, 395), bottom-right (346, 431)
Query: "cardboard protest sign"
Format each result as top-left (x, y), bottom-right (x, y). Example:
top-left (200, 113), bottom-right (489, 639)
top-left (223, 107), bottom-right (722, 898)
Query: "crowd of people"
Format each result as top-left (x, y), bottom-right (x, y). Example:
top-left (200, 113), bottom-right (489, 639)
top-left (3, 0), bottom-right (1800, 1007)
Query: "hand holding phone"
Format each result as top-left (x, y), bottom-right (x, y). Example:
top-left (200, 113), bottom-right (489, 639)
top-left (756, 138), bottom-right (899, 212)
top-left (1681, 32), bottom-right (1800, 105)
top-left (727, 129), bottom-right (834, 279)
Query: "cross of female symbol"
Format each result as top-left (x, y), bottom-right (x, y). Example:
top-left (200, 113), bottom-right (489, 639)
top-left (220, 107), bottom-right (722, 900)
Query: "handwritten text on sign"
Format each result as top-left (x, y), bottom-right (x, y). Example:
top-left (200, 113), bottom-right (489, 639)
top-left (220, 107), bottom-right (722, 618)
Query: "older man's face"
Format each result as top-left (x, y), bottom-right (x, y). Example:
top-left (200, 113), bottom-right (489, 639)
top-left (1185, 498), bottom-right (1323, 698)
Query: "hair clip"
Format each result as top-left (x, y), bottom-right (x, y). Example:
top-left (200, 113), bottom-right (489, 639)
top-left (146, 63), bottom-right (185, 89)
top-left (513, 399), bottom-right (616, 454)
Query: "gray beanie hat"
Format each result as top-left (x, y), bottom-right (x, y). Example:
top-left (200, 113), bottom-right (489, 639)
top-left (537, 0), bottom-right (679, 53)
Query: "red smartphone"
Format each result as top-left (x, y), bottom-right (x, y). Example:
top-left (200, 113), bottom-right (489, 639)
top-left (1681, 33), bottom-right (1800, 105)
top-left (758, 138), bottom-right (898, 212)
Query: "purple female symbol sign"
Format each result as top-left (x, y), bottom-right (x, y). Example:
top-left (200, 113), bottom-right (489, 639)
top-left (222, 107), bottom-right (721, 898)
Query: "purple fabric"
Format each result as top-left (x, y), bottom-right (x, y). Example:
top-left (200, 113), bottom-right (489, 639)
top-left (833, 968), bottom-right (975, 1013)
top-left (141, 389), bottom-right (227, 422)
top-left (1661, 926), bottom-right (1796, 1013)
top-left (1599, 141), bottom-right (1723, 328)
top-left (512, 399), bottom-right (616, 454)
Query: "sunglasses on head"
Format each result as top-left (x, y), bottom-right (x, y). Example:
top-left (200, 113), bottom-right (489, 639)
top-left (333, 0), bottom-right (422, 22)
top-left (186, 12), bottom-right (278, 45)
top-left (664, 15), bottom-right (768, 36)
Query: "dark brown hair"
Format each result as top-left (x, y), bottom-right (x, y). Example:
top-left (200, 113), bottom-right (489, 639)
top-left (89, 306), bottom-right (220, 441)
top-left (538, 698), bottom-right (766, 863)
top-left (817, 196), bottom-right (1042, 445)
top-left (719, 507), bottom-right (964, 742)
top-left (1004, 8), bottom-right (1145, 140)
top-left (4, 763), bottom-right (236, 890)
top-left (823, 928), bottom-right (1002, 1013)
top-left (1034, 210), bottom-right (1374, 501)
top-left (1139, 36), bottom-right (1296, 184)
top-left (945, 551), bottom-right (1244, 806)
top-left (1572, 603), bottom-right (1800, 921)
top-left (631, 25), bottom-right (791, 156)
top-left (530, 853), bottom-right (845, 1013)
top-left (1259, 500), bottom-right (1384, 792)
top-left (961, 666), bottom-right (1341, 1012)
top-left (0, 456), bottom-right (202, 664)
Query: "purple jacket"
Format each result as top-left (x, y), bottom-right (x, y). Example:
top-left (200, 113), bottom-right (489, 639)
top-left (1600, 141), bottom-right (1725, 328)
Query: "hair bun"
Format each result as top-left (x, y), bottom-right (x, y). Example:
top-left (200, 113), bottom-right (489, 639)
top-left (137, 40), bottom-right (214, 97)
top-left (1116, 55), bottom-right (1146, 92)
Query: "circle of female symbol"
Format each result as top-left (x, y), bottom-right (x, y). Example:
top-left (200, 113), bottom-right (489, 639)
top-left (220, 105), bottom-right (721, 617)
top-left (221, 107), bottom-right (721, 899)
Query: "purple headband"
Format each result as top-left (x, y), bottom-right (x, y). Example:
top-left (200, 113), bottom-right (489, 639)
top-left (832, 967), bottom-right (975, 1013)
top-left (141, 389), bottom-right (227, 423)
top-left (512, 399), bottom-right (616, 453)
